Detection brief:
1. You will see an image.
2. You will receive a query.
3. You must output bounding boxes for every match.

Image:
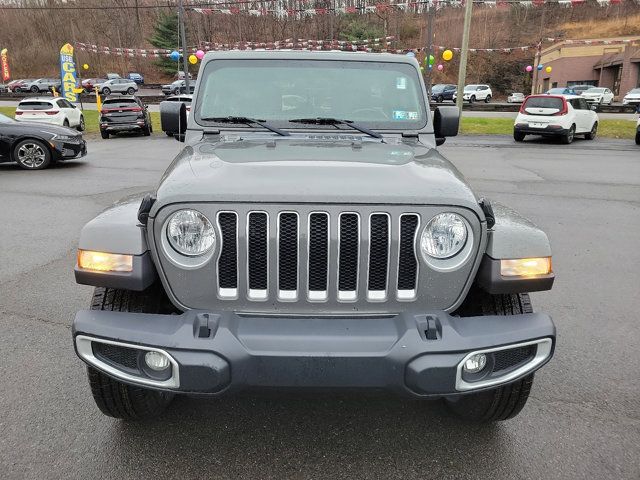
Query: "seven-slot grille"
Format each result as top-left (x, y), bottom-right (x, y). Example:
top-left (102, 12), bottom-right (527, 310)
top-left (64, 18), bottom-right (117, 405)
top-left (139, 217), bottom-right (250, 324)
top-left (216, 210), bottom-right (420, 303)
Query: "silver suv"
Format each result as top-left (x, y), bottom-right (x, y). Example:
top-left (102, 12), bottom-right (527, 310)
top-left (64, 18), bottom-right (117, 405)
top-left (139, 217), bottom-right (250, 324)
top-left (96, 78), bottom-right (138, 96)
top-left (23, 78), bottom-right (62, 93)
top-left (73, 51), bottom-right (556, 423)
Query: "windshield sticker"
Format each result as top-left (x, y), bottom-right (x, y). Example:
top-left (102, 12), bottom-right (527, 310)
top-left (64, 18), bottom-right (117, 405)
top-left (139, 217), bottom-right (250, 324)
top-left (396, 77), bottom-right (407, 90)
top-left (393, 110), bottom-right (418, 120)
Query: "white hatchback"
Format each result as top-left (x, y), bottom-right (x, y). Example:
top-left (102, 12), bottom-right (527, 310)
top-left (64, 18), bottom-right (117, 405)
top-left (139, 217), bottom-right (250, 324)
top-left (514, 95), bottom-right (598, 144)
top-left (15, 97), bottom-right (85, 131)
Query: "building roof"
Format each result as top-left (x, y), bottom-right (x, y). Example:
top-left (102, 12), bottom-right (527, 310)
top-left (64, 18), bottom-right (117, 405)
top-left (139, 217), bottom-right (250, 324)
top-left (541, 35), bottom-right (640, 56)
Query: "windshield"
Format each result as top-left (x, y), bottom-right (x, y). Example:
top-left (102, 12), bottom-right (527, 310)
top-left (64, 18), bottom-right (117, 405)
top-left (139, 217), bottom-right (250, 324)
top-left (432, 84), bottom-right (445, 92)
top-left (586, 88), bottom-right (605, 93)
top-left (195, 59), bottom-right (427, 131)
top-left (629, 88), bottom-right (640, 94)
top-left (464, 85), bottom-right (478, 91)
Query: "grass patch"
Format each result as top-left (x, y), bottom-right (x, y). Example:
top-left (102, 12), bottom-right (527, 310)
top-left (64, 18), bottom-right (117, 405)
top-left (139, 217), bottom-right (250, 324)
top-left (0, 106), bottom-right (161, 135)
top-left (461, 116), bottom-right (637, 139)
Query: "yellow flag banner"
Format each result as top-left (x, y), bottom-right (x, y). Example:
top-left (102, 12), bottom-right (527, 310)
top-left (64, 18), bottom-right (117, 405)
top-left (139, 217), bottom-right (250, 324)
top-left (59, 43), bottom-right (78, 102)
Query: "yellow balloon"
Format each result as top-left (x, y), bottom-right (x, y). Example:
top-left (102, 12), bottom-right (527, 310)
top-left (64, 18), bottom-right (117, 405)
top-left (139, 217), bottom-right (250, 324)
top-left (442, 49), bottom-right (453, 62)
top-left (188, 54), bottom-right (198, 65)
top-left (545, 66), bottom-right (552, 73)
top-left (83, 64), bottom-right (89, 70)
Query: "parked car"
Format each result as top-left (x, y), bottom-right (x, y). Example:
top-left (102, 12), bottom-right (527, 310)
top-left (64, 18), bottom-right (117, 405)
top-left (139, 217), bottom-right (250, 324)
top-left (514, 94), bottom-right (598, 144)
top-left (99, 95), bottom-right (152, 139)
top-left (127, 72), bottom-right (145, 85)
top-left (73, 51), bottom-right (557, 423)
top-left (7, 79), bottom-right (25, 92)
top-left (0, 84), bottom-right (7, 94)
top-left (0, 112), bottom-right (86, 169)
top-left (161, 94), bottom-right (192, 136)
top-left (430, 84), bottom-right (457, 103)
top-left (622, 88), bottom-right (640, 106)
top-left (507, 92), bottom-right (525, 103)
top-left (81, 77), bottom-right (107, 93)
top-left (15, 97), bottom-right (85, 130)
top-left (581, 87), bottom-right (614, 105)
top-left (9, 78), bottom-right (37, 93)
top-left (162, 79), bottom-right (196, 96)
top-left (96, 78), bottom-right (139, 96)
top-left (176, 70), bottom-right (193, 80)
top-left (546, 87), bottom-right (577, 96)
top-left (454, 84), bottom-right (492, 103)
top-left (23, 78), bottom-right (62, 93)
top-left (106, 73), bottom-right (121, 80)
top-left (570, 84), bottom-right (594, 96)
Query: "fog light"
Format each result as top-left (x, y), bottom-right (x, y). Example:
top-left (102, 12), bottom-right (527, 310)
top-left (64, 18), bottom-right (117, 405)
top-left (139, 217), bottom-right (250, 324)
top-left (463, 353), bottom-right (487, 374)
top-left (144, 351), bottom-right (170, 371)
top-left (77, 250), bottom-right (133, 272)
top-left (500, 257), bottom-right (552, 277)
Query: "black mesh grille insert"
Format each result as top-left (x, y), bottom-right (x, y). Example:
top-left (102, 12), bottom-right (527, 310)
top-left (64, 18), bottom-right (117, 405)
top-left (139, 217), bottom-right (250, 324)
top-left (248, 212), bottom-right (268, 290)
top-left (338, 214), bottom-right (359, 291)
top-left (278, 213), bottom-right (298, 291)
top-left (368, 214), bottom-right (389, 291)
top-left (218, 212), bottom-right (238, 289)
top-left (397, 215), bottom-right (419, 290)
top-left (308, 213), bottom-right (329, 291)
top-left (92, 342), bottom-right (139, 370)
top-left (493, 345), bottom-right (536, 372)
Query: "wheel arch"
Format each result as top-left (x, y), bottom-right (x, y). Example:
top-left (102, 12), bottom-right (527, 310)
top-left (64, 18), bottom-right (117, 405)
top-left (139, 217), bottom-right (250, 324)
top-left (9, 135), bottom-right (54, 162)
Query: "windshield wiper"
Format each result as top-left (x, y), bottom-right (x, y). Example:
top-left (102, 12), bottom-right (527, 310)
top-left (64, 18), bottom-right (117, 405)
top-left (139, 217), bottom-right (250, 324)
top-left (288, 117), bottom-right (383, 140)
top-left (199, 116), bottom-right (290, 136)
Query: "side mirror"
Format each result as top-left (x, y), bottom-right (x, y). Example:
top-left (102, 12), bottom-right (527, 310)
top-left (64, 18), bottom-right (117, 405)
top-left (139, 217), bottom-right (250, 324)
top-left (160, 100), bottom-right (187, 141)
top-left (433, 106), bottom-right (460, 146)
top-left (590, 105), bottom-right (598, 111)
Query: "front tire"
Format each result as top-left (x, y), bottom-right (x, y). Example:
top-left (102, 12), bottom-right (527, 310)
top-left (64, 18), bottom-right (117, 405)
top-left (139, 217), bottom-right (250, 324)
top-left (85, 286), bottom-right (176, 420)
top-left (30, 85), bottom-right (39, 93)
top-left (469, 95), bottom-right (475, 104)
top-left (127, 87), bottom-right (135, 95)
top-left (484, 94), bottom-right (492, 103)
top-left (437, 95), bottom-right (444, 103)
top-left (445, 292), bottom-right (537, 422)
top-left (13, 138), bottom-right (52, 169)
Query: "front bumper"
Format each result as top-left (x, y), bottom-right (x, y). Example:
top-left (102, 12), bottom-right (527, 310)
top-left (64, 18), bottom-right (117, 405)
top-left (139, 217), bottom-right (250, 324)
top-left (52, 139), bottom-right (87, 159)
top-left (73, 309), bottom-right (555, 397)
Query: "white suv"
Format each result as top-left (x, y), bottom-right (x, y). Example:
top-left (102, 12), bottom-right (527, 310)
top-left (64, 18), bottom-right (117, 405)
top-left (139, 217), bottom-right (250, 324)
top-left (453, 84), bottom-right (492, 103)
top-left (513, 95), bottom-right (598, 144)
top-left (581, 87), bottom-right (614, 105)
top-left (15, 97), bottom-right (85, 130)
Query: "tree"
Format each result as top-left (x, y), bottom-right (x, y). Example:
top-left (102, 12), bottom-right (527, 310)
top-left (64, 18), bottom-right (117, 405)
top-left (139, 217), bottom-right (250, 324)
top-left (149, 12), bottom-right (180, 76)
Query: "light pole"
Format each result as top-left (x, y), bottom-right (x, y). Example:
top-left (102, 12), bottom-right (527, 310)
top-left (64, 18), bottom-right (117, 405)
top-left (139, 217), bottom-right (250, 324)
top-left (456, 0), bottom-right (473, 112)
top-left (179, 0), bottom-right (190, 93)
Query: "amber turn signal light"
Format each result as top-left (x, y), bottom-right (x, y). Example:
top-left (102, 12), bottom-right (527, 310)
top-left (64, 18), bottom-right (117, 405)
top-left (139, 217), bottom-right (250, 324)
top-left (500, 257), bottom-right (552, 277)
top-left (77, 250), bottom-right (133, 273)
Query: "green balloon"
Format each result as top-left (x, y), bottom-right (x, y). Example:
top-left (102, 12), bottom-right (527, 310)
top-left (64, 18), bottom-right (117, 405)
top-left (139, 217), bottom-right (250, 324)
top-left (429, 54), bottom-right (435, 65)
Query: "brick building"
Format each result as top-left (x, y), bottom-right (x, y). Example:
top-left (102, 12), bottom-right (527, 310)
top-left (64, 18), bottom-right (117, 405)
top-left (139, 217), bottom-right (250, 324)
top-left (533, 36), bottom-right (640, 98)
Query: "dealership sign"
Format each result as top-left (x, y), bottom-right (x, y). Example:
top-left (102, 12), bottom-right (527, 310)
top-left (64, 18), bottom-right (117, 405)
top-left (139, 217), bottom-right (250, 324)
top-left (59, 43), bottom-right (78, 102)
top-left (0, 49), bottom-right (9, 82)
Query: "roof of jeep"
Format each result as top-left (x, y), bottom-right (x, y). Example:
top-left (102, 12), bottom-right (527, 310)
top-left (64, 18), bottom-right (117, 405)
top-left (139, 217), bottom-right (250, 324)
top-left (201, 50), bottom-right (418, 65)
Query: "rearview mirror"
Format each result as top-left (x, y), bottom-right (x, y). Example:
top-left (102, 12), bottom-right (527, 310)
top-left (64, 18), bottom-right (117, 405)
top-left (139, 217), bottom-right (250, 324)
top-left (433, 106), bottom-right (460, 146)
top-left (160, 101), bottom-right (187, 141)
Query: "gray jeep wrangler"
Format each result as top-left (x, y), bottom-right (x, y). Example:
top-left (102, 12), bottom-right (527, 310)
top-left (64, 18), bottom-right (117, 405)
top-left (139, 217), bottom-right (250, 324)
top-left (73, 51), bottom-right (555, 422)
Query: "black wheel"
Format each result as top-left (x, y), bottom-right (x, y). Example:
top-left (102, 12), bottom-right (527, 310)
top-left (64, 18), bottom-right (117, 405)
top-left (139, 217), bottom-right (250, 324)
top-left (437, 95), bottom-right (444, 103)
top-left (13, 138), bottom-right (52, 170)
top-left (562, 125), bottom-right (576, 144)
top-left (445, 291), bottom-right (536, 422)
top-left (63, 119), bottom-right (70, 128)
top-left (469, 95), bottom-right (475, 104)
top-left (636, 133), bottom-right (640, 145)
top-left (100, 130), bottom-right (109, 139)
top-left (86, 286), bottom-right (177, 420)
top-left (165, 131), bottom-right (174, 137)
top-left (484, 94), bottom-right (492, 103)
top-left (77, 115), bottom-right (85, 132)
top-left (514, 131), bottom-right (526, 142)
top-left (585, 122), bottom-right (597, 140)
top-left (102, 87), bottom-right (111, 96)
top-left (127, 87), bottom-right (135, 95)
top-left (30, 85), bottom-right (38, 93)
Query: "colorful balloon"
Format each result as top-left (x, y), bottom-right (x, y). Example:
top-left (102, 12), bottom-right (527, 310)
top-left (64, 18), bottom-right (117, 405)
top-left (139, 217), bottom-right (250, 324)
top-left (195, 49), bottom-right (205, 60)
top-left (525, 65), bottom-right (533, 72)
top-left (437, 64), bottom-right (444, 71)
top-left (170, 50), bottom-right (180, 61)
top-left (429, 54), bottom-right (435, 65)
top-left (442, 49), bottom-right (453, 61)
top-left (82, 64), bottom-right (89, 70)
top-left (188, 54), bottom-right (198, 65)
top-left (545, 66), bottom-right (552, 73)
top-left (537, 64), bottom-right (544, 71)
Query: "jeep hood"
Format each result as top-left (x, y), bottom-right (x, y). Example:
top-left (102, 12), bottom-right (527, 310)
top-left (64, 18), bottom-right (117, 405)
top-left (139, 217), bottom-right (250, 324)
top-left (152, 137), bottom-right (481, 215)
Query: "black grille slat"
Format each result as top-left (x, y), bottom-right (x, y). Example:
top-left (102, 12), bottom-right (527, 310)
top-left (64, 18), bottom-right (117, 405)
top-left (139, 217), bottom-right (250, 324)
top-left (218, 212), bottom-right (238, 289)
top-left (278, 213), bottom-right (298, 291)
top-left (368, 214), bottom-right (389, 291)
top-left (92, 343), bottom-right (139, 370)
top-left (248, 212), bottom-right (268, 290)
top-left (308, 213), bottom-right (329, 291)
top-left (493, 345), bottom-right (536, 372)
top-left (338, 214), bottom-right (359, 291)
top-left (398, 215), bottom-right (419, 290)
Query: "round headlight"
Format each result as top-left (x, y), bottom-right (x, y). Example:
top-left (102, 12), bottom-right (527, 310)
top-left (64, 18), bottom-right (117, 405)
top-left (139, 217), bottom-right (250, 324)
top-left (166, 209), bottom-right (215, 256)
top-left (421, 213), bottom-right (468, 259)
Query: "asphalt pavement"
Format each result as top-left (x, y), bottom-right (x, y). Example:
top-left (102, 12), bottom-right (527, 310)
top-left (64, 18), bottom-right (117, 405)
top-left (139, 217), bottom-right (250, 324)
top-left (0, 133), bottom-right (638, 479)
